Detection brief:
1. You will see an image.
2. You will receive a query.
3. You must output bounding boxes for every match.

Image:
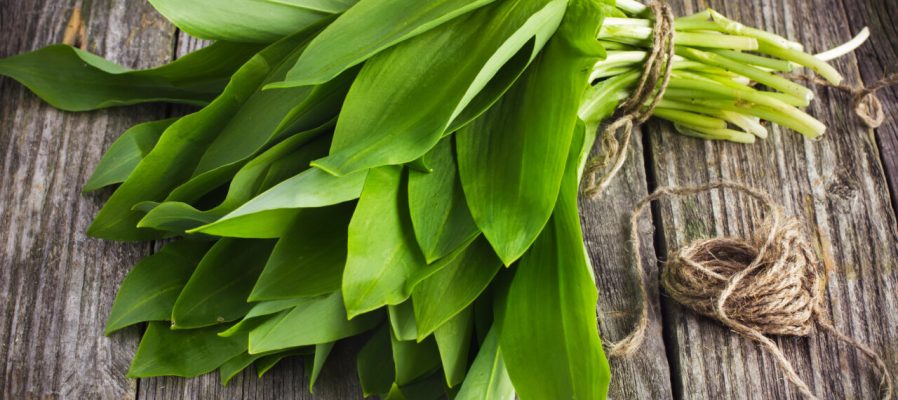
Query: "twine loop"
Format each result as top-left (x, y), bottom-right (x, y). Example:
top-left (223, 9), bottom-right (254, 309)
top-left (851, 73), bottom-right (897, 129)
top-left (583, 0), bottom-right (675, 198)
top-left (798, 72), bottom-right (898, 129)
top-left (606, 181), bottom-right (893, 399)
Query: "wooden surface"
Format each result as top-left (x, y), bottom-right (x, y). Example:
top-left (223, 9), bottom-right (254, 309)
top-left (1, 0), bottom-right (896, 399)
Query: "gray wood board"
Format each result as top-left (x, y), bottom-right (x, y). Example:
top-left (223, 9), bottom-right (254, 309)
top-left (0, 1), bottom-right (173, 398)
top-left (645, 0), bottom-right (898, 398)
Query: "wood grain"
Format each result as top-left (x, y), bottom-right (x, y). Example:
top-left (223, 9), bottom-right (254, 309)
top-left (841, 0), bottom-right (898, 217)
top-left (644, 0), bottom-right (898, 398)
top-left (581, 128), bottom-right (675, 399)
top-left (0, 0), bottom-right (174, 398)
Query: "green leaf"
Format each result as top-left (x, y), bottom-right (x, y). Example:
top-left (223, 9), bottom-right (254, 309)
top-left (105, 240), bottom-right (212, 334)
top-left (218, 298), bottom-right (308, 338)
top-left (249, 204), bottom-right (352, 301)
top-left (162, 67), bottom-right (356, 208)
top-left (249, 291), bottom-right (381, 353)
top-left (455, 327), bottom-right (514, 400)
top-left (0, 42), bottom-right (261, 111)
top-left (433, 306), bottom-right (474, 387)
top-left (391, 334), bottom-right (441, 386)
top-left (88, 30), bottom-right (318, 240)
top-left (84, 118), bottom-right (175, 192)
top-left (342, 166), bottom-right (427, 318)
top-left (273, 0), bottom-right (498, 87)
top-left (308, 342), bottom-right (335, 392)
top-left (128, 322), bottom-right (247, 378)
top-left (388, 300), bottom-right (419, 342)
top-left (456, 0), bottom-right (605, 265)
top-left (408, 137), bottom-right (479, 263)
top-left (412, 237), bottom-right (501, 339)
top-left (172, 239), bottom-right (276, 329)
top-left (137, 130), bottom-right (332, 234)
top-left (192, 167), bottom-right (367, 238)
top-left (498, 116), bottom-right (610, 400)
top-left (311, 0), bottom-right (568, 176)
top-left (357, 324), bottom-right (395, 397)
top-left (148, 0), bottom-right (354, 43)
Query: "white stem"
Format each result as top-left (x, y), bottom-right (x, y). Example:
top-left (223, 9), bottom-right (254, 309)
top-left (814, 27), bottom-right (870, 61)
top-left (615, 0), bottom-right (647, 15)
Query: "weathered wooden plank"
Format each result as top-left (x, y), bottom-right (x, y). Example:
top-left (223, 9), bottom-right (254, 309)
top-left (0, 0), bottom-right (176, 398)
top-left (841, 0), bottom-right (898, 216)
top-left (646, 0), bottom-right (898, 398)
top-left (581, 129), bottom-right (675, 399)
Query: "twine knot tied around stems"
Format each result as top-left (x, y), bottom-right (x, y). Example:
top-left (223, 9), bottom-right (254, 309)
top-left (583, 0), bottom-right (675, 198)
top-left (608, 181), bottom-right (894, 400)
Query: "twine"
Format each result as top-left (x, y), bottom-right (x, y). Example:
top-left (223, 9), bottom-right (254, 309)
top-left (583, 1), bottom-right (675, 198)
top-left (607, 181), bottom-right (894, 400)
top-left (796, 73), bottom-right (898, 129)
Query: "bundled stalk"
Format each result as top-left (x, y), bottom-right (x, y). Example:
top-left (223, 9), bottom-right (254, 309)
top-left (0, 0), bottom-right (866, 398)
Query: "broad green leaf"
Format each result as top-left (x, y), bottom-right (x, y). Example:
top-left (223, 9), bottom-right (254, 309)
top-left (249, 291), bottom-right (381, 353)
top-left (408, 137), bottom-right (478, 263)
top-left (148, 0), bottom-right (354, 43)
top-left (88, 30), bottom-right (317, 240)
top-left (128, 322), bottom-right (246, 378)
top-left (433, 306), bottom-right (473, 387)
top-left (105, 240), bottom-right (212, 334)
top-left (249, 204), bottom-right (352, 301)
top-left (498, 107), bottom-right (610, 400)
top-left (308, 342), bottom-right (335, 392)
top-left (137, 130), bottom-right (331, 234)
top-left (0, 42), bottom-right (261, 111)
top-left (192, 167), bottom-right (366, 238)
top-left (357, 324), bottom-right (395, 397)
top-left (218, 298), bottom-right (308, 338)
top-left (84, 118), bottom-right (175, 192)
top-left (455, 327), bottom-right (514, 400)
top-left (172, 239), bottom-right (276, 329)
top-left (413, 237), bottom-right (502, 339)
top-left (388, 300), bottom-right (419, 342)
top-left (311, 0), bottom-right (568, 176)
top-left (342, 166), bottom-right (427, 318)
top-left (456, 0), bottom-right (606, 265)
top-left (274, 0), bottom-right (498, 87)
top-left (134, 202), bottom-right (219, 235)
top-left (162, 67), bottom-right (356, 207)
top-left (391, 334), bottom-right (441, 386)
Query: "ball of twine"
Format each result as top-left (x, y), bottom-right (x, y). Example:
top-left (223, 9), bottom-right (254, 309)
top-left (663, 219), bottom-right (819, 338)
top-left (606, 181), bottom-right (893, 400)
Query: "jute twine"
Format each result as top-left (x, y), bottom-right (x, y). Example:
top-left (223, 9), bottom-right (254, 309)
top-left (795, 73), bottom-right (898, 129)
top-left (583, 0), bottom-right (675, 199)
top-left (607, 181), bottom-right (894, 400)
